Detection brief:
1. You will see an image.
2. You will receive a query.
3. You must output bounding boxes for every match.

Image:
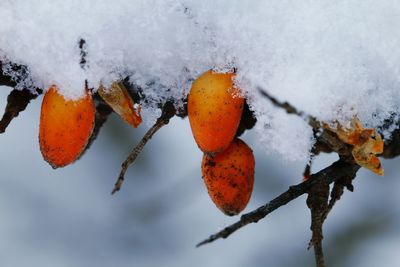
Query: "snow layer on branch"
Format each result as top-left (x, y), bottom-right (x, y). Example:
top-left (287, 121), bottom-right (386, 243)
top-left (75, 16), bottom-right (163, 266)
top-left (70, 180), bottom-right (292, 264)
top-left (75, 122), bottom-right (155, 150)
top-left (1, 0), bottom-right (400, 161)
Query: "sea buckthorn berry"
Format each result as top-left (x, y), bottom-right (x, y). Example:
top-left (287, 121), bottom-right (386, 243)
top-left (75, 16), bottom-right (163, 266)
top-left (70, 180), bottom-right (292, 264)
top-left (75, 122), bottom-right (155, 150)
top-left (202, 138), bottom-right (255, 216)
top-left (188, 70), bottom-right (244, 154)
top-left (39, 86), bottom-right (95, 168)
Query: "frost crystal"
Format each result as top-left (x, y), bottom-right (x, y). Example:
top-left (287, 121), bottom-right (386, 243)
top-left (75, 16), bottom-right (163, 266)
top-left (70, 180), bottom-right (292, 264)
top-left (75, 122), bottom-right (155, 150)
top-left (1, 1), bottom-right (400, 161)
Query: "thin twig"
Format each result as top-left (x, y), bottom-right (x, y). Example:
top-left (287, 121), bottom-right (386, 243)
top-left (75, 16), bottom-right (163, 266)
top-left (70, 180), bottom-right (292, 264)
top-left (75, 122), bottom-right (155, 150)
top-left (258, 88), bottom-right (354, 161)
top-left (0, 88), bottom-right (41, 133)
top-left (258, 87), bottom-right (304, 117)
top-left (197, 160), bottom-right (360, 247)
top-left (258, 87), bottom-right (321, 131)
top-left (321, 171), bottom-right (356, 223)
top-left (303, 155), bottom-right (314, 181)
top-left (111, 118), bottom-right (167, 194)
top-left (258, 87), bottom-right (361, 266)
top-left (313, 241), bottom-right (326, 267)
top-left (111, 102), bottom-right (176, 194)
top-left (0, 61), bottom-right (43, 133)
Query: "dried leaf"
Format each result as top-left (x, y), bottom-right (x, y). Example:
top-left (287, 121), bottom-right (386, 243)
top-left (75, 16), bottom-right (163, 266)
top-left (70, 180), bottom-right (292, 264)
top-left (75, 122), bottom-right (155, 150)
top-left (325, 117), bottom-right (384, 175)
top-left (98, 82), bottom-right (142, 127)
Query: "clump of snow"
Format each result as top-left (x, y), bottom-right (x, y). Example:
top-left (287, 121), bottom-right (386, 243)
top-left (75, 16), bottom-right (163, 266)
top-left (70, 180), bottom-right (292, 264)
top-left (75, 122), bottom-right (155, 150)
top-left (1, 0), bottom-right (400, 161)
top-left (255, 107), bottom-right (315, 163)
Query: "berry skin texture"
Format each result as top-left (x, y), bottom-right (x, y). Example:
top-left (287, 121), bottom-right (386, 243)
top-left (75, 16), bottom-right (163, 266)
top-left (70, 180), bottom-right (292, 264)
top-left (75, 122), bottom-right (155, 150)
top-left (39, 86), bottom-right (95, 168)
top-left (188, 70), bottom-right (244, 154)
top-left (202, 138), bottom-right (255, 216)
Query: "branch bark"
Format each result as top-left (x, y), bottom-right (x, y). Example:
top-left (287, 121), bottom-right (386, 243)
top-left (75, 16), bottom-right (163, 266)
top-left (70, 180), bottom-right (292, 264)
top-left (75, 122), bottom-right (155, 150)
top-left (0, 62), bottom-right (17, 88)
top-left (78, 95), bottom-right (113, 159)
top-left (0, 62), bottom-right (43, 133)
top-left (197, 160), bottom-right (360, 247)
top-left (0, 88), bottom-right (42, 133)
top-left (307, 180), bottom-right (329, 267)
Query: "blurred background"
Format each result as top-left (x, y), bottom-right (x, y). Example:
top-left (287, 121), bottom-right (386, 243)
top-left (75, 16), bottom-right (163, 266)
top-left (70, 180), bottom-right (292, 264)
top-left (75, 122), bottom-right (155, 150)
top-left (0, 85), bottom-right (399, 267)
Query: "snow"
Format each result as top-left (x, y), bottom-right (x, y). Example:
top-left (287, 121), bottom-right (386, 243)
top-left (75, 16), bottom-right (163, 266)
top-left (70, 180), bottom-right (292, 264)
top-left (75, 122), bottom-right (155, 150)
top-left (1, 0), bottom-right (400, 161)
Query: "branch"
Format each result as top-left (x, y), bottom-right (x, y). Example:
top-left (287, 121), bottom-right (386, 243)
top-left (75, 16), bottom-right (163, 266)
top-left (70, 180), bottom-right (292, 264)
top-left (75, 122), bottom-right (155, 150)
top-left (0, 88), bottom-right (42, 133)
top-left (88, 97), bottom-right (113, 147)
top-left (382, 126), bottom-right (400, 159)
top-left (0, 62), bottom-right (17, 88)
top-left (78, 95), bottom-right (113, 159)
top-left (235, 100), bottom-right (257, 137)
top-left (258, 88), bottom-right (304, 117)
top-left (111, 101), bottom-right (176, 194)
top-left (313, 241), bottom-right (326, 267)
top-left (0, 61), bottom-right (43, 133)
top-left (322, 170), bottom-right (356, 224)
top-left (307, 180), bottom-right (329, 267)
top-left (197, 160), bottom-right (360, 247)
top-left (307, 160), bottom-right (357, 267)
top-left (258, 87), bottom-right (400, 162)
top-left (258, 88), bottom-right (354, 160)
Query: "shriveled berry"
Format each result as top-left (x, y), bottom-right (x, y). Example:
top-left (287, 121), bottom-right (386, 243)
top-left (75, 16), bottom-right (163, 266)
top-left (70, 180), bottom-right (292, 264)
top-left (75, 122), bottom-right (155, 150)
top-left (188, 70), bottom-right (244, 154)
top-left (98, 82), bottom-right (142, 128)
top-left (202, 138), bottom-right (255, 216)
top-left (39, 86), bottom-right (95, 168)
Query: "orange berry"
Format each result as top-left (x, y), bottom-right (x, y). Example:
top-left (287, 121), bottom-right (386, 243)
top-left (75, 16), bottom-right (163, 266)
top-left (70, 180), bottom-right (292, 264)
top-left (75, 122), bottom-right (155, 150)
top-left (39, 86), bottom-right (95, 168)
top-left (188, 70), bottom-right (244, 154)
top-left (202, 138), bottom-right (255, 216)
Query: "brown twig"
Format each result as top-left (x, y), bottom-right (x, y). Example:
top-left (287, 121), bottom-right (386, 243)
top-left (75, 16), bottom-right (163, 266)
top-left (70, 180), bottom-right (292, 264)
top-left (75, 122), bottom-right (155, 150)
top-left (197, 160), bottom-right (360, 247)
top-left (307, 180), bottom-right (329, 267)
top-left (313, 241), bottom-right (326, 267)
top-left (258, 88), bottom-right (304, 117)
top-left (0, 61), bottom-right (43, 133)
top-left (382, 126), bottom-right (400, 159)
top-left (111, 101), bottom-right (176, 194)
top-left (78, 38), bottom-right (88, 69)
top-left (87, 98), bottom-right (113, 148)
top-left (258, 88), bottom-right (352, 158)
top-left (307, 165), bottom-right (357, 267)
top-left (256, 88), bottom-right (363, 267)
top-left (322, 170), bottom-right (356, 223)
top-left (111, 118), bottom-right (166, 194)
top-left (303, 155), bottom-right (314, 181)
top-left (259, 87), bottom-right (400, 161)
top-left (0, 88), bottom-right (42, 133)
top-left (0, 62), bottom-right (17, 88)
top-left (235, 100), bottom-right (257, 137)
top-left (78, 95), bottom-right (113, 159)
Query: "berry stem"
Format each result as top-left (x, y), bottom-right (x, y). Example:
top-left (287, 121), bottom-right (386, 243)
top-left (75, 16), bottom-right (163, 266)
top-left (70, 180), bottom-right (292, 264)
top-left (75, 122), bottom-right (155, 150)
top-left (111, 101), bottom-right (175, 195)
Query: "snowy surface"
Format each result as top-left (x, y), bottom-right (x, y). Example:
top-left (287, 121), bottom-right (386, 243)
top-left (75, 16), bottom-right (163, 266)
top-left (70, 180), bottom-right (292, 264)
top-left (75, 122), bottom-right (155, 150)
top-left (1, 1), bottom-right (400, 161)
